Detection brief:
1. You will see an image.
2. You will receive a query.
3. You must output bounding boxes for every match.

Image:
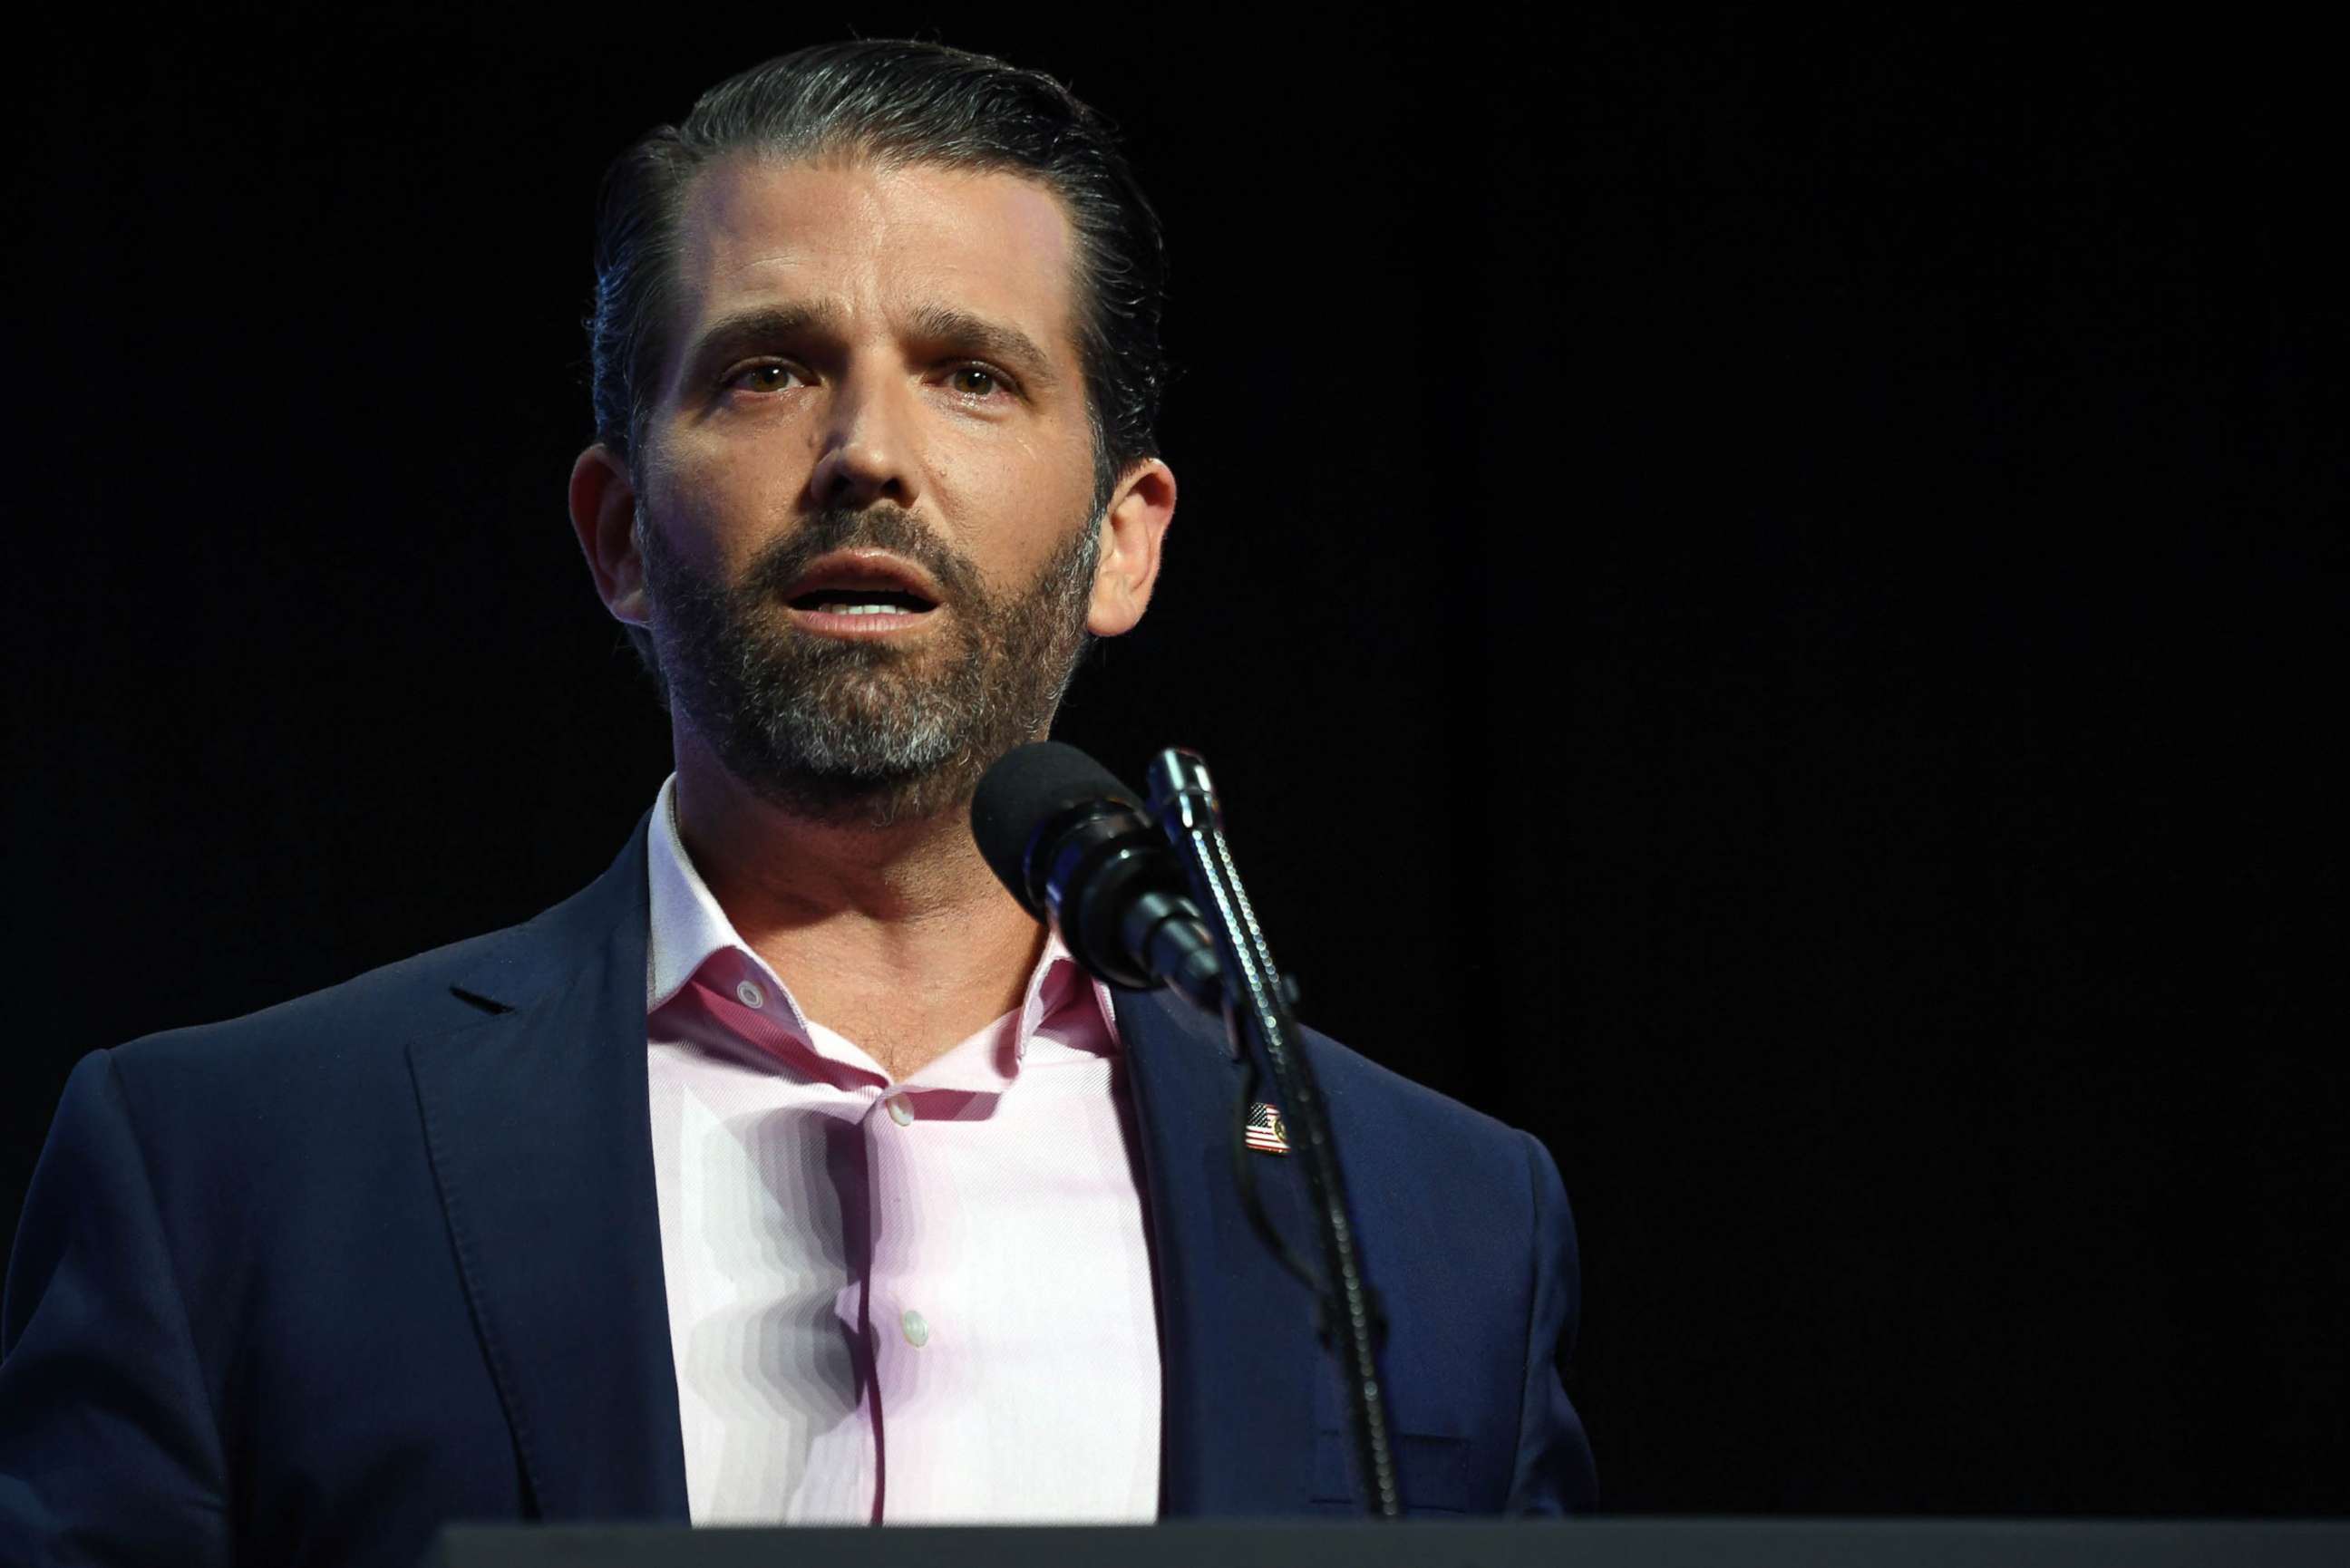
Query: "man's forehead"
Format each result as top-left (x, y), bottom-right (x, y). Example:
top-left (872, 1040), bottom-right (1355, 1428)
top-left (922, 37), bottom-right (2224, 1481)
top-left (670, 154), bottom-right (1081, 343)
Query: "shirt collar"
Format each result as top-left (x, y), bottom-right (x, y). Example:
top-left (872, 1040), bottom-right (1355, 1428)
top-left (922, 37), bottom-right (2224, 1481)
top-left (643, 773), bottom-right (1121, 1057)
top-left (646, 773), bottom-right (796, 1021)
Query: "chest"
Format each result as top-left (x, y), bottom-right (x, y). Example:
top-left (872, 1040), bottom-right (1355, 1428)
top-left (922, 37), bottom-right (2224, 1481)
top-left (644, 1040), bottom-right (1162, 1521)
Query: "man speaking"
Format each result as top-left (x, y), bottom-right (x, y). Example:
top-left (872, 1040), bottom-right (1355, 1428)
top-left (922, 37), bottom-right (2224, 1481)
top-left (0, 41), bottom-right (1594, 1563)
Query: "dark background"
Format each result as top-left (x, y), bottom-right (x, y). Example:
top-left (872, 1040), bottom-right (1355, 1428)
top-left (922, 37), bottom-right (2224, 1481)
top-left (10, 5), bottom-right (2344, 1516)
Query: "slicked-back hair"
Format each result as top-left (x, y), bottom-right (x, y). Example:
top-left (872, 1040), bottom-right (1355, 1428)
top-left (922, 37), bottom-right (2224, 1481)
top-left (588, 39), bottom-right (1167, 502)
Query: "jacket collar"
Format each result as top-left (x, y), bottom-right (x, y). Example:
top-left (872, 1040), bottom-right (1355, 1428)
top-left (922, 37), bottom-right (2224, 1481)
top-left (1115, 987), bottom-right (1320, 1515)
top-left (409, 812), bottom-right (691, 1522)
top-left (408, 812), bottom-right (1318, 1520)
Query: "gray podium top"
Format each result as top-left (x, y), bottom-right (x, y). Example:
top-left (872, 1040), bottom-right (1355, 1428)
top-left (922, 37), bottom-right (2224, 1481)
top-left (429, 1519), bottom-right (2348, 1568)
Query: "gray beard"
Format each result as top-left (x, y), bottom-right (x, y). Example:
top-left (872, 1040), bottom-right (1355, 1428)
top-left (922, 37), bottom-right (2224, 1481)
top-left (636, 498), bottom-right (1102, 826)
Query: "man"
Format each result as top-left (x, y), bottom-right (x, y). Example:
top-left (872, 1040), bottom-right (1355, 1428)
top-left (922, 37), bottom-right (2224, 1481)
top-left (0, 41), bottom-right (1594, 1565)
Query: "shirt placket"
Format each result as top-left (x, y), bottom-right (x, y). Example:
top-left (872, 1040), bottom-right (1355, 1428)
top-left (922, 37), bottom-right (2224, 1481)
top-left (863, 1075), bottom-right (983, 1523)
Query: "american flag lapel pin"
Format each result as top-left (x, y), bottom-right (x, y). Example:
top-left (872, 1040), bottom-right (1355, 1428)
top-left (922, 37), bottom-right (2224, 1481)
top-left (1245, 1101), bottom-right (1292, 1155)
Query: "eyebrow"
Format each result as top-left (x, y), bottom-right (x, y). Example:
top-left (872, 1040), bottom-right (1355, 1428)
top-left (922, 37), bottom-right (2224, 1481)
top-left (904, 304), bottom-right (1061, 391)
top-left (679, 302), bottom-right (845, 383)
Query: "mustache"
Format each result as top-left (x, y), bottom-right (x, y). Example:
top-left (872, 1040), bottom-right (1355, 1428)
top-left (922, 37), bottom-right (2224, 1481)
top-left (739, 505), bottom-right (986, 608)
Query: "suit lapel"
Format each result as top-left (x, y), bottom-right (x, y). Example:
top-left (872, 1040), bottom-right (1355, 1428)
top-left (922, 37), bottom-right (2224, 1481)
top-left (1117, 989), bottom-right (1319, 1515)
top-left (407, 816), bottom-right (690, 1522)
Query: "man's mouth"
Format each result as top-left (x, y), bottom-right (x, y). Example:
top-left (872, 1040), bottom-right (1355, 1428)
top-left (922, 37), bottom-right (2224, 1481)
top-left (779, 550), bottom-right (943, 634)
top-left (788, 588), bottom-right (933, 615)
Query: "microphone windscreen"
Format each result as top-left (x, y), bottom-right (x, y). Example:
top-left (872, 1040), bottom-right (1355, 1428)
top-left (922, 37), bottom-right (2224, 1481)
top-left (971, 741), bottom-right (1142, 915)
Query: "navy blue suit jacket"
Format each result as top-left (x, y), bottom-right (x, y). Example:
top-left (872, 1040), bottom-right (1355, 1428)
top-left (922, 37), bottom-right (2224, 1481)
top-left (1, 817), bottom-right (1594, 1565)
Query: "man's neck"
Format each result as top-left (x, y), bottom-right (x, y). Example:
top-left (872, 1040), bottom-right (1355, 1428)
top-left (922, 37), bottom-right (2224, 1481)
top-left (669, 734), bottom-right (1046, 1082)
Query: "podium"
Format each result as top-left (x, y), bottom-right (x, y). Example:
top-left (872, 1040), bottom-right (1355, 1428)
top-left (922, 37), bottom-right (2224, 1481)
top-left (427, 1519), bottom-right (2350, 1567)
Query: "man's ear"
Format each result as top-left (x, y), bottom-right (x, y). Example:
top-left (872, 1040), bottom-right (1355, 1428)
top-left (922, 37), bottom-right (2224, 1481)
top-left (1087, 458), bottom-right (1177, 638)
top-left (568, 444), bottom-right (648, 629)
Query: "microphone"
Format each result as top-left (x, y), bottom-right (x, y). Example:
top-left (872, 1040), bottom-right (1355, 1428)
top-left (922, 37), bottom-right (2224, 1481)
top-left (971, 742), bottom-right (1224, 1011)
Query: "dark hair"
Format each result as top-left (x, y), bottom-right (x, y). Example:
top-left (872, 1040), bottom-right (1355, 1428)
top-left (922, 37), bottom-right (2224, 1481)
top-left (588, 39), bottom-right (1167, 493)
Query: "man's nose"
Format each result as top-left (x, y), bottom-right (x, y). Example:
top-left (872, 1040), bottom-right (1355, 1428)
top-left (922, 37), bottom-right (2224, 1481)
top-left (807, 370), bottom-right (918, 510)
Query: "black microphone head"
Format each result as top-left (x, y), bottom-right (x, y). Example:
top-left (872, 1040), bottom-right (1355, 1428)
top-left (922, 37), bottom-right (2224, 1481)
top-left (971, 741), bottom-right (1142, 916)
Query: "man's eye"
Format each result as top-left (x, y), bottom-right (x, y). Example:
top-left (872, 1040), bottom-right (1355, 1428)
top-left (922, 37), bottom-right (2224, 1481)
top-left (727, 363), bottom-right (804, 392)
top-left (947, 366), bottom-right (1004, 399)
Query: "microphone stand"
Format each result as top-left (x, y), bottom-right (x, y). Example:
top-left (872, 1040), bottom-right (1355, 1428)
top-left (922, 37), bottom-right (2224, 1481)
top-left (1144, 748), bottom-right (1403, 1519)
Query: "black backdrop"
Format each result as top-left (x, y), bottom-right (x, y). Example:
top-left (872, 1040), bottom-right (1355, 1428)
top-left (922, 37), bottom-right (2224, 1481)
top-left (10, 6), bottom-right (2344, 1516)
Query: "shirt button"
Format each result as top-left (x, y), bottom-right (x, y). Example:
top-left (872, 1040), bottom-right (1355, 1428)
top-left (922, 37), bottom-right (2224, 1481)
top-left (885, 1097), bottom-right (915, 1128)
top-left (735, 980), bottom-right (765, 1010)
top-left (900, 1309), bottom-right (930, 1349)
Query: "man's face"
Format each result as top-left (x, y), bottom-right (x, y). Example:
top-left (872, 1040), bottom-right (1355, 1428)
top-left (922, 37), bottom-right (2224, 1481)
top-left (626, 156), bottom-right (1113, 823)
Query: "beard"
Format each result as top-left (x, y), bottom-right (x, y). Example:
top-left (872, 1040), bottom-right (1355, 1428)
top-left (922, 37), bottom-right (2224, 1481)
top-left (636, 497), bottom-right (1102, 826)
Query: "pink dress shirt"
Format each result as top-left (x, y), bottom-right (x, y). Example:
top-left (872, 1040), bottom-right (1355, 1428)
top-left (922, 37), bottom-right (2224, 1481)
top-left (641, 777), bottom-right (1162, 1524)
